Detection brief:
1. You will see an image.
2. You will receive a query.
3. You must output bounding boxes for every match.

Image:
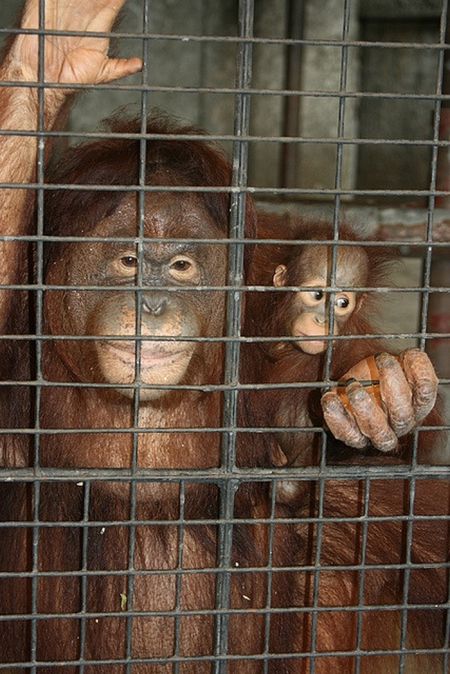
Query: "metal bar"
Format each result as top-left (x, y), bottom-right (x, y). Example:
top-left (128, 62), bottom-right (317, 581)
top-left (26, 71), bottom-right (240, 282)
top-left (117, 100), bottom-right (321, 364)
top-left (429, 2), bottom-right (450, 380)
top-left (4, 24), bottom-right (450, 50)
top-left (262, 479), bottom-right (277, 674)
top-left (354, 478), bottom-right (371, 674)
top-left (0, 464), bottom-right (448, 481)
top-left (78, 482), bottom-right (91, 673)
top-left (214, 2), bottom-right (254, 670)
top-left (0, 1), bottom-right (447, 671)
top-left (123, 2), bottom-right (151, 667)
top-left (6, 181), bottom-right (450, 197)
top-left (280, 0), bottom-right (305, 187)
top-left (0, 646), bottom-right (449, 670)
top-left (310, 2), bottom-right (353, 668)
top-left (7, 79), bottom-right (450, 102)
top-left (29, 1), bottom-right (47, 669)
top-left (0, 551), bottom-right (448, 575)
top-left (173, 482), bottom-right (186, 673)
top-left (398, 479), bottom-right (416, 673)
top-left (4, 125), bottom-right (450, 142)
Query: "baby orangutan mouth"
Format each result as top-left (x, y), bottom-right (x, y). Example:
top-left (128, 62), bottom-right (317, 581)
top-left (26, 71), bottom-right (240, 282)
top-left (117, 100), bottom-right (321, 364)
top-left (293, 332), bottom-right (327, 355)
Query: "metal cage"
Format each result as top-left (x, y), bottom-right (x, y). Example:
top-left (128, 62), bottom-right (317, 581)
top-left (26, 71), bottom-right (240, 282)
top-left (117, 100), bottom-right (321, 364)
top-left (0, 0), bottom-right (449, 671)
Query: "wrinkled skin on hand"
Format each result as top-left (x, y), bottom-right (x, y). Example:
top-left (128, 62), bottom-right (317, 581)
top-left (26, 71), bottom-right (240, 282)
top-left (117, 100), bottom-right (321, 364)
top-left (321, 349), bottom-right (439, 452)
top-left (9, 0), bottom-right (142, 86)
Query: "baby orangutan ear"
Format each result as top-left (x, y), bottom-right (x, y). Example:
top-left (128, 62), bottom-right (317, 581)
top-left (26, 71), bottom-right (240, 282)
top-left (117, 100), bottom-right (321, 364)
top-left (273, 264), bottom-right (287, 287)
top-left (356, 293), bottom-right (367, 312)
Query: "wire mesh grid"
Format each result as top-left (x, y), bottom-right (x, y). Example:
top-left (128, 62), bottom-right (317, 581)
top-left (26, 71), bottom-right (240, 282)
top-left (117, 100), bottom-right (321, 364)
top-left (0, 0), bottom-right (449, 672)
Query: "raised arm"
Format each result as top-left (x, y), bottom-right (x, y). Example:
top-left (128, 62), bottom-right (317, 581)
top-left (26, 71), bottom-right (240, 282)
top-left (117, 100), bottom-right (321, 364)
top-left (0, 0), bottom-right (142, 330)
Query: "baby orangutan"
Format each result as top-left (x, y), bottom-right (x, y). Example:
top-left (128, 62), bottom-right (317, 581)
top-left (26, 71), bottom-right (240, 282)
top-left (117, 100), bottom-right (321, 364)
top-left (244, 219), bottom-right (443, 503)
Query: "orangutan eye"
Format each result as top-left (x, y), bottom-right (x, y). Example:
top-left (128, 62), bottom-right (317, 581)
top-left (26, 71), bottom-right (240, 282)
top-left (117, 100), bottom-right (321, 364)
top-left (120, 255), bottom-right (138, 269)
top-left (336, 296), bottom-right (350, 309)
top-left (311, 290), bottom-right (324, 301)
top-left (169, 256), bottom-right (200, 283)
top-left (171, 259), bottom-right (191, 272)
top-left (334, 292), bottom-right (356, 316)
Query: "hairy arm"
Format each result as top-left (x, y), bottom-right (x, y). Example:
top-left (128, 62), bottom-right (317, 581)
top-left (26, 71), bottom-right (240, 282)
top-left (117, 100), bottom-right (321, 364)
top-left (0, 0), bottom-right (142, 330)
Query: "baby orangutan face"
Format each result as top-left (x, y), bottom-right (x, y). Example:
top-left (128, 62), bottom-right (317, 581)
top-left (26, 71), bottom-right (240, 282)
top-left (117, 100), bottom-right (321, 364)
top-left (273, 244), bottom-right (368, 355)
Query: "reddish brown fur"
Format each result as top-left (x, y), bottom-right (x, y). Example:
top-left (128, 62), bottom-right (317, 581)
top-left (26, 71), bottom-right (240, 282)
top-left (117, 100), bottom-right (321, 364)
top-left (242, 215), bottom-right (396, 468)
top-left (0, 121), bottom-right (447, 673)
top-left (243, 214), bottom-right (446, 468)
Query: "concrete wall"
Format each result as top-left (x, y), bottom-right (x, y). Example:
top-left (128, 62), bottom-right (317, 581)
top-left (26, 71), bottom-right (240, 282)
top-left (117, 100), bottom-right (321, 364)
top-left (357, 18), bottom-right (439, 193)
top-left (296, 0), bottom-right (361, 191)
top-left (0, 0), bottom-right (444, 194)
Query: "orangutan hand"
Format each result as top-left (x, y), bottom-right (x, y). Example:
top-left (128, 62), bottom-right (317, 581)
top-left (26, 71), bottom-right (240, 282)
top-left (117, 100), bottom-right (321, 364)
top-left (321, 349), bottom-right (439, 452)
top-left (7, 0), bottom-right (142, 86)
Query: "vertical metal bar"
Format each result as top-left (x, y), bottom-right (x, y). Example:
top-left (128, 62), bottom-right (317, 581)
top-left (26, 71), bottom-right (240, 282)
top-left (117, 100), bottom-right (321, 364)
top-left (309, 4), bottom-right (352, 671)
top-left (30, 1), bottom-right (47, 669)
top-left (173, 482), bottom-right (186, 673)
top-left (308, 477), bottom-right (325, 674)
top-left (78, 482), bottom-right (91, 673)
top-left (323, 0), bottom-right (352, 384)
top-left (280, 0), bottom-right (305, 188)
top-left (198, 3), bottom-right (209, 131)
top-left (354, 478), bottom-right (371, 674)
top-left (435, 10), bottom-right (450, 210)
top-left (124, 1), bottom-right (151, 669)
top-left (262, 481), bottom-right (277, 674)
top-left (405, 3), bottom-right (450, 672)
top-left (444, 576), bottom-right (450, 673)
top-left (419, 0), bottom-right (448, 359)
top-left (214, 1), bottom-right (254, 671)
top-left (428, 6), bottom-right (450, 379)
top-left (398, 478), bottom-right (416, 674)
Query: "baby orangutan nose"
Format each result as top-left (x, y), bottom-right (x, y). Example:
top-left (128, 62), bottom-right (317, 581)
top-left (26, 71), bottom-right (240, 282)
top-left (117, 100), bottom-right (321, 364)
top-left (313, 313), bottom-right (326, 326)
top-left (142, 295), bottom-right (168, 317)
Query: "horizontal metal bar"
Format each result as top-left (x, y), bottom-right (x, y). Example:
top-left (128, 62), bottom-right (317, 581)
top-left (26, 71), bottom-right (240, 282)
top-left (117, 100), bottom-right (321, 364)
top-left (0, 465), bottom-right (448, 481)
top-left (4, 80), bottom-right (450, 103)
top-left (3, 181), bottom-right (450, 198)
top-left (0, 423), bottom-right (447, 435)
top-left (0, 27), bottom-right (450, 51)
top-left (0, 330), bottom-right (448, 342)
top-left (4, 127), bottom-right (450, 144)
top-left (0, 284), bottom-right (448, 294)
top-left (0, 600), bottom-right (448, 623)
top-left (0, 511), bottom-right (447, 530)
top-left (2, 25), bottom-right (450, 51)
top-left (1, 238), bottom-right (449, 252)
top-left (1, 374), bottom-right (449, 392)
top-left (0, 644), bottom-right (447, 670)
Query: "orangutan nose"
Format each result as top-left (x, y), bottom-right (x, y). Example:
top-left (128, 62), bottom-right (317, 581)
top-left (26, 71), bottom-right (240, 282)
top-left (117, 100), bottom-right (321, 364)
top-left (142, 295), bottom-right (168, 317)
top-left (313, 314), bottom-right (326, 326)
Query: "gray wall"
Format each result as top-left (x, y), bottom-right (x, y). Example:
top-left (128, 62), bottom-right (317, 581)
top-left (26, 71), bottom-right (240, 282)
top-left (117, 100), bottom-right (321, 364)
top-left (0, 0), bottom-right (443, 192)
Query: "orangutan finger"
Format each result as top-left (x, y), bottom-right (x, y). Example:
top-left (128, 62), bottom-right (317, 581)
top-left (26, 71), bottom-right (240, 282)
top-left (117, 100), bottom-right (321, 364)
top-left (375, 352), bottom-right (415, 437)
top-left (321, 391), bottom-right (369, 449)
top-left (399, 349), bottom-right (439, 422)
top-left (345, 380), bottom-right (398, 453)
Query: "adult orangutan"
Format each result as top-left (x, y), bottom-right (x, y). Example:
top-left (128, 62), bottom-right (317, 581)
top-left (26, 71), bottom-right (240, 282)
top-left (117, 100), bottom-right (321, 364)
top-left (0, 1), bottom-right (447, 673)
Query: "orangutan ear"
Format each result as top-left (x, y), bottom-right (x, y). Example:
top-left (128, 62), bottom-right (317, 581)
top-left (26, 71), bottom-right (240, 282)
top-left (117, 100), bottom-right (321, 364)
top-left (273, 264), bottom-right (287, 288)
top-left (356, 292), bottom-right (367, 311)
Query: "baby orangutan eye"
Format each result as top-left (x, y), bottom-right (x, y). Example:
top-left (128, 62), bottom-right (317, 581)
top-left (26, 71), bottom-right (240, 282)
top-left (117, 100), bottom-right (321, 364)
top-left (336, 296), bottom-right (349, 309)
top-left (297, 286), bottom-right (326, 308)
top-left (334, 292), bottom-right (356, 316)
top-left (120, 255), bottom-right (138, 269)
